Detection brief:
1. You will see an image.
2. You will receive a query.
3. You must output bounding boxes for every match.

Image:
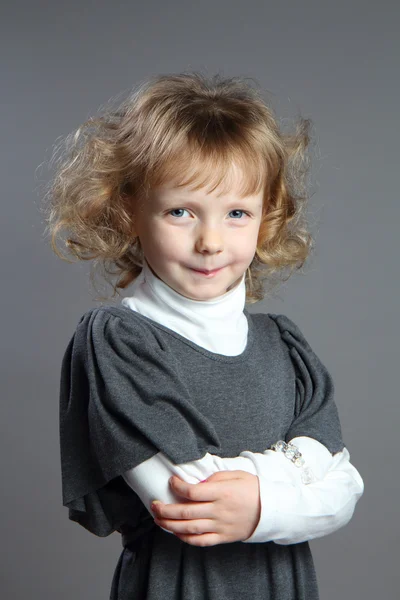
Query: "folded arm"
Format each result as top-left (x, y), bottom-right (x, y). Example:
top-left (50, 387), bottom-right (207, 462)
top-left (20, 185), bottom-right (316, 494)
top-left (241, 442), bottom-right (364, 544)
top-left (122, 436), bottom-right (364, 543)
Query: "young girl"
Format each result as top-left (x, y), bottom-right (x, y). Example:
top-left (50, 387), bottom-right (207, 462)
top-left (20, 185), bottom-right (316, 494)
top-left (44, 71), bottom-right (364, 599)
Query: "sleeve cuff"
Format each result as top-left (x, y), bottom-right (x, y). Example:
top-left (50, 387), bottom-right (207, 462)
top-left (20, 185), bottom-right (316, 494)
top-left (242, 447), bottom-right (364, 544)
top-left (242, 475), bottom-right (290, 543)
top-left (287, 436), bottom-right (336, 480)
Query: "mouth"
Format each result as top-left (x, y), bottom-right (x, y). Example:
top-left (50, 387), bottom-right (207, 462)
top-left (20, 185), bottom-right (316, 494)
top-left (190, 267), bottom-right (223, 277)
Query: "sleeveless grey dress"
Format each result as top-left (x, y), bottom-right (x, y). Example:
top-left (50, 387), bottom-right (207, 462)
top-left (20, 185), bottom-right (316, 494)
top-left (59, 305), bottom-right (344, 599)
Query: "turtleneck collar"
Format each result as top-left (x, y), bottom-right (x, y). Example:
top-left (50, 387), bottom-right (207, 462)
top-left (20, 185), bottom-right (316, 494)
top-left (121, 258), bottom-right (249, 356)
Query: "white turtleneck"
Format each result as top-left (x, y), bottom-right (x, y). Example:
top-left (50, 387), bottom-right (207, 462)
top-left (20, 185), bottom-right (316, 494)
top-left (120, 259), bottom-right (364, 544)
top-left (121, 258), bottom-right (248, 356)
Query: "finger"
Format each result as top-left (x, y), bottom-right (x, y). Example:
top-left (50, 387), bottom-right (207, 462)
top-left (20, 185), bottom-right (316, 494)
top-left (170, 476), bottom-right (222, 502)
top-left (175, 531), bottom-right (222, 547)
top-left (154, 517), bottom-right (217, 536)
top-left (204, 470), bottom-right (244, 480)
top-left (154, 500), bottom-right (214, 521)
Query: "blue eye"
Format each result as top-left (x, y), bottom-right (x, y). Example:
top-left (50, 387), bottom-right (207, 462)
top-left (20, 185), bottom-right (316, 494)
top-left (169, 208), bottom-right (189, 218)
top-left (229, 210), bottom-right (248, 219)
top-left (168, 209), bottom-right (249, 219)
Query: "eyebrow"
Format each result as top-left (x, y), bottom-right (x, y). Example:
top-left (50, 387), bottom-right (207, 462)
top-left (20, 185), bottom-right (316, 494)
top-left (157, 194), bottom-right (261, 206)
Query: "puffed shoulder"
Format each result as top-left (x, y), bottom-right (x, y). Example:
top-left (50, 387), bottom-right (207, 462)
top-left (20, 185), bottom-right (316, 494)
top-left (267, 313), bottom-right (313, 352)
top-left (59, 306), bottom-right (221, 534)
top-left (72, 306), bottom-right (166, 361)
top-left (267, 313), bottom-right (345, 456)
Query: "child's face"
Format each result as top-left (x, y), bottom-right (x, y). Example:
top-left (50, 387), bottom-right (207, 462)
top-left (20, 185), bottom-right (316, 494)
top-left (132, 169), bottom-right (265, 301)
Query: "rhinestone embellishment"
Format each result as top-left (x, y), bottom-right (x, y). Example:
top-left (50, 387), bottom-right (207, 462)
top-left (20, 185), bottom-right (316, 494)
top-left (270, 440), bottom-right (317, 484)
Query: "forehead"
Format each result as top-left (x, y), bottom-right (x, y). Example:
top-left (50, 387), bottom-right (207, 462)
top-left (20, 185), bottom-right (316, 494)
top-left (152, 187), bottom-right (264, 208)
top-left (151, 163), bottom-right (265, 203)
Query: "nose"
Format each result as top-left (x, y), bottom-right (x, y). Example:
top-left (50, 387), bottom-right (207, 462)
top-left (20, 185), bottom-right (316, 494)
top-left (195, 224), bottom-right (224, 254)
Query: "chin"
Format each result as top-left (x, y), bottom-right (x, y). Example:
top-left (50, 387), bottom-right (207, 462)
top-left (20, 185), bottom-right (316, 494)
top-left (184, 288), bottom-right (228, 301)
top-left (180, 290), bottom-right (213, 301)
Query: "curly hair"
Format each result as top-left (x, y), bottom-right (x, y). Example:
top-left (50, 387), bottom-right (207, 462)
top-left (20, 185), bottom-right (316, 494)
top-left (40, 70), bottom-right (315, 304)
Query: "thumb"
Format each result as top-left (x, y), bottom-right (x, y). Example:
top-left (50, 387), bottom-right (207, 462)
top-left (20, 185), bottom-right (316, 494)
top-left (203, 470), bottom-right (238, 482)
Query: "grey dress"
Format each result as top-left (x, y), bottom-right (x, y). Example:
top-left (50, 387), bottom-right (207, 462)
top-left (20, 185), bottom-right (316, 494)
top-left (59, 305), bottom-right (344, 600)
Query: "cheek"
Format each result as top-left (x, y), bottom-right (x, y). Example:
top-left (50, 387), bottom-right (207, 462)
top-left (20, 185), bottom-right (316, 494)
top-left (232, 235), bottom-right (257, 256)
top-left (150, 230), bottom-right (186, 263)
top-left (143, 224), bottom-right (172, 249)
top-left (159, 227), bottom-right (187, 249)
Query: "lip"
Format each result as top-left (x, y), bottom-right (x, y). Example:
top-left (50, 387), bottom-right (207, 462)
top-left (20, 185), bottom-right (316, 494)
top-left (190, 267), bottom-right (223, 277)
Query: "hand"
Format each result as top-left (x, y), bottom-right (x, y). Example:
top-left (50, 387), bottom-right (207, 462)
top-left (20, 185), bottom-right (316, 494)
top-left (151, 470), bottom-right (261, 547)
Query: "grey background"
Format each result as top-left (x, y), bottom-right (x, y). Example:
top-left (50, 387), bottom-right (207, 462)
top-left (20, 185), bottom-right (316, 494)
top-left (1, 0), bottom-right (398, 598)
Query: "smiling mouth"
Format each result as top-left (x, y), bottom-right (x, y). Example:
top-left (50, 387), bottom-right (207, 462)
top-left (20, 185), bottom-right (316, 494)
top-left (190, 267), bottom-right (223, 276)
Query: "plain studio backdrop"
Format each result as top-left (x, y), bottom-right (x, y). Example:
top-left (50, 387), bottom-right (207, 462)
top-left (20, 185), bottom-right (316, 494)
top-left (1, 1), bottom-right (398, 598)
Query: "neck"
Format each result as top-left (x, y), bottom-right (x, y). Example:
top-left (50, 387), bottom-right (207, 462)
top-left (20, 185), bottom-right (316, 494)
top-left (121, 258), bottom-right (249, 356)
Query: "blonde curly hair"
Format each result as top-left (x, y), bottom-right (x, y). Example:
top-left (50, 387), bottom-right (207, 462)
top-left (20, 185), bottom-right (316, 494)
top-left (40, 70), bottom-right (315, 304)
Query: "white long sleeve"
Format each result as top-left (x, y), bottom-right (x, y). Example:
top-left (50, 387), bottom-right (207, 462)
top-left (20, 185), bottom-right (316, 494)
top-left (241, 441), bottom-right (364, 544)
top-left (122, 436), bottom-right (364, 543)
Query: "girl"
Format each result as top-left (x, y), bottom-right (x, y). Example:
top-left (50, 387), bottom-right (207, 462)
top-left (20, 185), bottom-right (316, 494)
top-left (44, 71), bottom-right (364, 599)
